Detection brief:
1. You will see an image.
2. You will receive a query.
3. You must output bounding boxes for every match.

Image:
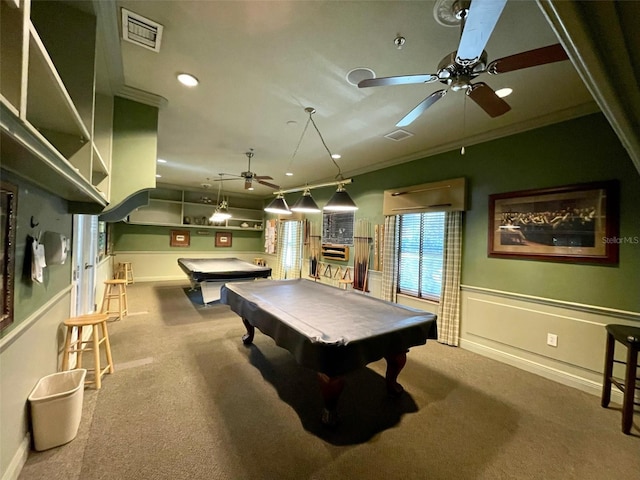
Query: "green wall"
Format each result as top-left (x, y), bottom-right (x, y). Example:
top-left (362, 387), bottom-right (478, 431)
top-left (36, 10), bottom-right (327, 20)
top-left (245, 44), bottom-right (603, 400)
top-left (345, 113), bottom-right (639, 311)
top-left (0, 170), bottom-right (72, 338)
top-left (114, 113), bottom-right (639, 312)
top-left (112, 223), bottom-right (263, 252)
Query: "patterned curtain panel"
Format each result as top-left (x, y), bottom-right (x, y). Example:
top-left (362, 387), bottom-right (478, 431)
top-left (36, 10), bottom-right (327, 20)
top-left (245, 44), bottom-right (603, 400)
top-left (380, 215), bottom-right (399, 302)
top-left (275, 220), bottom-right (303, 280)
top-left (437, 211), bottom-right (462, 346)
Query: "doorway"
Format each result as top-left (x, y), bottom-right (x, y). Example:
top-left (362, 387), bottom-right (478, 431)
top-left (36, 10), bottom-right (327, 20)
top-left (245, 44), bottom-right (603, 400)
top-left (71, 215), bottom-right (98, 316)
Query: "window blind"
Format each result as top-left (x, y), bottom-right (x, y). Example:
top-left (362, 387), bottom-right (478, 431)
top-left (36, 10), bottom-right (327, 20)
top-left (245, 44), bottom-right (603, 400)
top-left (398, 212), bottom-right (445, 300)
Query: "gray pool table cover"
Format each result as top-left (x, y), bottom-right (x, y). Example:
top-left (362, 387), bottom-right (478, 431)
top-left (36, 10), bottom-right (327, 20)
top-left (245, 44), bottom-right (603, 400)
top-left (220, 279), bottom-right (438, 376)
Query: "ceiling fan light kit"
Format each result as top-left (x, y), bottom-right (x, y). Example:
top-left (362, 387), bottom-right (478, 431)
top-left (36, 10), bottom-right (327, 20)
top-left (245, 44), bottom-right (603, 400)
top-left (359, 0), bottom-right (569, 128)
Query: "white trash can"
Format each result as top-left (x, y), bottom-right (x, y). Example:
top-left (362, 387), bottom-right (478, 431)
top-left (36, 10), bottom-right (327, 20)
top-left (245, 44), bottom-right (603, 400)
top-left (28, 369), bottom-right (86, 451)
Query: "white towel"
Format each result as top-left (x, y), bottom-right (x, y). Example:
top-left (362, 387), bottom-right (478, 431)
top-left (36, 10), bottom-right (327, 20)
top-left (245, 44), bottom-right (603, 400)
top-left (31, 239), bottom-right (47, 283)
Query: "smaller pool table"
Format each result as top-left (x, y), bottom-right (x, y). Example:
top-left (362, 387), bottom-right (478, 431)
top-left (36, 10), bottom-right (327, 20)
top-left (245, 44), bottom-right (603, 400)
top-left (178, 258), bottom-right (272, 303)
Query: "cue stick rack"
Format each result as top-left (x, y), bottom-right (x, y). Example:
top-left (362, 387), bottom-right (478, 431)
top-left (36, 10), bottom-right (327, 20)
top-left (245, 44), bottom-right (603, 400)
top-left (305, 220), bottom-right (321, 279)
top-left (353, 219), bottom-right (372, 292)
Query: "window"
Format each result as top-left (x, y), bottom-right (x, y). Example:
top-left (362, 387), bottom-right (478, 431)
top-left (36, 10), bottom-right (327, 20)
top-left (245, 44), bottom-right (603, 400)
top-left (276, 220), bottom-right (303, 279)
top-left (282, 221), bottom-right (301, 270)
top-left (398, 212), bottom-right (445, 300)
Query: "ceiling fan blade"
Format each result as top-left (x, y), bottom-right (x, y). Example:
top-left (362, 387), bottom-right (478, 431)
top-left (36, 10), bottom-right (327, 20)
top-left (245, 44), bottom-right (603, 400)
top-left (256, 179), bottom-right (280, 190)
top-left (487, 44), bottom-right (569, 74)
top-left (254, 175), bottom-right (273, 180)
top-left (358, 74), bottom-right (438, 88)
top-left (396, 90), bottom-right (447, 127)
top-left (213, 175), bottom-right (242, 181)
top-left (456, 0), bottom-right (507, 65)
top-left (466, 82), bottom-right (510, 117)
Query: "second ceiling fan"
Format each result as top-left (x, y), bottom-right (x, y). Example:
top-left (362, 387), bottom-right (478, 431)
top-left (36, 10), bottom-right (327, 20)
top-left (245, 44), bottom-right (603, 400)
top-left (216, 149), bottom-right (280, 190)
top-left (358, 0), bottom-right (569, 127)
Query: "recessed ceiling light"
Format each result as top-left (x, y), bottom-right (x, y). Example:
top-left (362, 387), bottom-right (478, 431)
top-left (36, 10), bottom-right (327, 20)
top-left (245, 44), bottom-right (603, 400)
top-left (157, 158), bottom-right (167, 163)
top-left (155, 174), bottom-right (162, 178)
top-left (332, 154), bottom-right (341, 159)
top-left (286, 172), bottom-right (294, 176)
top-left (177, 73), bottom-right (199, 87)
top-left (495, 87), bottom-right (513, 98)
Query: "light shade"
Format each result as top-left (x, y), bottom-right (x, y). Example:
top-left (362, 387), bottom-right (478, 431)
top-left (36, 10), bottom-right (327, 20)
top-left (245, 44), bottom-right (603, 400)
top-left (264, 194), bottom-right (291, 215)
top-left (324, 185), bottom-right (358, 211)
top-left (291, 189), bottom-right (320, 213)
top-left (210, 201), bottom-right (232, 222)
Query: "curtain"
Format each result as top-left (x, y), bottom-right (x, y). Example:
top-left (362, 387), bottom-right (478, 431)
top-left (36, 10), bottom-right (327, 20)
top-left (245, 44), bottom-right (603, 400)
top-left (380, 215), bottom-right (399, 302)
top-left (437, 211), bottom-right (462, 346)
top-left (274, 220), bottom-right (303, 280)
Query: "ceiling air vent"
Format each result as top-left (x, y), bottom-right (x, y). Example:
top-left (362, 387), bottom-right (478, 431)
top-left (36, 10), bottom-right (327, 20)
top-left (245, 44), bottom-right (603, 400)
top-left (121, 8), bottom-right (164, 53)
top-left (384, 129), bottom-right (414, 142)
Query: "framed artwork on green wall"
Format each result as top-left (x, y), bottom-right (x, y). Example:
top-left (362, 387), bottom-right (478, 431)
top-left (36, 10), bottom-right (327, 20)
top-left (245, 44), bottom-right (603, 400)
top-left (488, 180), bottom-right (619, 264)
top-left (1, 180), bottom-right (17, 331)
top-left (215, 231), bottom-right (232, 247)
top-left (170, 230), bottom-right (190, 247)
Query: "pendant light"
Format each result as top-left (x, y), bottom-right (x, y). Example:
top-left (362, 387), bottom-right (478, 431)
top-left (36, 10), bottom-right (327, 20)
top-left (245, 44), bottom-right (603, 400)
top-left (305, 107), bottom-right (358, 211)
top-left (324, 183), bottom-right (358, 211)
top-left (264, 192), bottom-right (292, 215)
top-left (291, 187), bottom-right (320, 213)
top-left (209, 175), bottom-right (233, 222)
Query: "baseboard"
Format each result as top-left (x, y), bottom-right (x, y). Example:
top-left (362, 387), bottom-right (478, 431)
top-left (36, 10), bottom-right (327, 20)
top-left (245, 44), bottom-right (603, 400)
top-left (134, 275), bottom-right (186, 283)
top-left (459, 338), bottom-right (624, 404)
top-left (2, 434), bottom-right (30, 480)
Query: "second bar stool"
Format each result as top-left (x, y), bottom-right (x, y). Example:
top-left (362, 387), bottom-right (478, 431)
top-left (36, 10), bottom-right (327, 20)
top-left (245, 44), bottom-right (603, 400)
top-left (116, 262), bottom-right (135, 284)
top-left (101, 279), bottom-right (129, 320)
top-left (61, 313), bottom-right (114, 389)
top-left (601, 324), bottom-right (640, 434)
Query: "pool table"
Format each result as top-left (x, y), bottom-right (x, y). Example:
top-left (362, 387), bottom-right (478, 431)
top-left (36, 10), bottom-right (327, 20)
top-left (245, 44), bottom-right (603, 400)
top-left (220, 278), bottom-right (438, 425)
top-left (178, 257), bottom-right (272, 303)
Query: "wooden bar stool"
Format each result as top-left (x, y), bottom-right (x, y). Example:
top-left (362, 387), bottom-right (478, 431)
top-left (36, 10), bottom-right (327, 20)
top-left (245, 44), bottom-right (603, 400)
top-left (601, 324), bottom-right (640, 434)
top-left (61, 313), bottom-right (114, 389)
top-left (116, 262), bottom-right (134, 284)
top-left (101, 279), bottom-right (128, 320)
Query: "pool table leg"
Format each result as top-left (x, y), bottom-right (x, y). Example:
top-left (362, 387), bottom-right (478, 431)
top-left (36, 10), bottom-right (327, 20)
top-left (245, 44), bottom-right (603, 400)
top-left (384, 351), bottom-right (408, 397)
top-left (317, 373), bottom-right (345, 427)
top-left (241, 318), bottom-right (255, 344)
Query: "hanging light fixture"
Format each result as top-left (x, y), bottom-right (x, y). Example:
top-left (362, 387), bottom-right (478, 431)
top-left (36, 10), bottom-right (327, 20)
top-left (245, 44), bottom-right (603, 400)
top-left (291, 187), bottom-right (320, 213)
top-left (324, 183), bottom-right (358, 211)
top-left (264, 192), bottom-right (292, 215)
top-left (305, 107), bottom-right (358, 211)
top-left (209, 175), bottom-right (233, 222)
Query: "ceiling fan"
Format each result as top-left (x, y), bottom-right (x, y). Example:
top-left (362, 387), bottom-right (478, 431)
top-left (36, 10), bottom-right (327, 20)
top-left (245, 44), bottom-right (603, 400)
top-left (358, 0), bottom-right (569, 127)
top-left (216, 149), bottom-right (280, 190)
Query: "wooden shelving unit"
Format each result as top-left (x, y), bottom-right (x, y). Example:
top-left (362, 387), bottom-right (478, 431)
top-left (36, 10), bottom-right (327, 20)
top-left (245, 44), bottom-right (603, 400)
top-left (0, 0), bottom-right (112, 206)
top-left (127, 187), bottom-right (265, 232)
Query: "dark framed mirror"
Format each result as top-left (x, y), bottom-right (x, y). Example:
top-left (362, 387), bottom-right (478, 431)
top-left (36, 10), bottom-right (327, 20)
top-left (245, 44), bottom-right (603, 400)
top-left (1, 180), bottom-right (17, 331)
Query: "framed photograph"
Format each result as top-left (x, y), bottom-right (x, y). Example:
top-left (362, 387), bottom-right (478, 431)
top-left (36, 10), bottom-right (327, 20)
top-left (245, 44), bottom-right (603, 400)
top-left (170, 230), bottom-right (190, 247)
top-left (488, 180), bottom-right (619, 264)
top-left (215, 231), bottom-right (232, 247)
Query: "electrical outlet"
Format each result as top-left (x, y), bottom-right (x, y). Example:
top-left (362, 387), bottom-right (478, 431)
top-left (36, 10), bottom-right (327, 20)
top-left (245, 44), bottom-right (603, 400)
top-left (547, 333), bottom-right (558, 347)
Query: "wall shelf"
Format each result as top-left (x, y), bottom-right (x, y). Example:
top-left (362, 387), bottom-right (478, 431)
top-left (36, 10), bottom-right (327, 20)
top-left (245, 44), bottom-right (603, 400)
top-left (127, 187), bottom-right (265, 232)
top-left (0, 0), bottom-right (112, 208)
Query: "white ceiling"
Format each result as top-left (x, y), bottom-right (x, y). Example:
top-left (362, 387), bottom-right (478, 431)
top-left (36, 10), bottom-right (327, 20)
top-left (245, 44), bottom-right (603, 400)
top-left (109, 0), bottom-right (598, 196)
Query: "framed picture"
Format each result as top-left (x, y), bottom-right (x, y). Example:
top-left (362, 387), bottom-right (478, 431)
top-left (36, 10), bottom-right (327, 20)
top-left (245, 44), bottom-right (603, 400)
top-left (215, 231), bottom-right (232, 247)
top-left (170, 230), bottom-right (190, 247)
top-left (488, 180), bottom-right (619, 264)
top-left (1, 181), bottom-right (17, 331)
